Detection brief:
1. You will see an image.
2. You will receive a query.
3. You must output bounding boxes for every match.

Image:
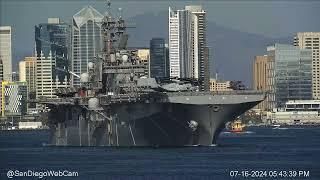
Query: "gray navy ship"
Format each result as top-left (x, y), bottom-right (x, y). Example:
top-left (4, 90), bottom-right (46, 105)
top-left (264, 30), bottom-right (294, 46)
top-left (35, 3), bottom-right (266, 147)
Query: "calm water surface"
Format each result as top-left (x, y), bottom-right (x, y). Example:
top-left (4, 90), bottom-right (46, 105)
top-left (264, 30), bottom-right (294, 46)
top-left (1, 127), bottom-right (320, 179)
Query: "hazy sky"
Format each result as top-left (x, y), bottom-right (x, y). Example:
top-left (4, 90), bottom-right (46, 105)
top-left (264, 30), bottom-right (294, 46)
top-left (1, 0), bottom-right (320, 72)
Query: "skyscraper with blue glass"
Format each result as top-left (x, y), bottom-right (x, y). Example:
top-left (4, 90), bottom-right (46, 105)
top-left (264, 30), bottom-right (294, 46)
top-left (35, 18), bottom-right (70, 84)
top-left (150, 38), bottom-right (168, 78)
top-left (71, 6), bottom-right (103, 86)
top-left (267, 44), bottom-right (312, 109)
top-left (35, 18), bottom-right (70, 98)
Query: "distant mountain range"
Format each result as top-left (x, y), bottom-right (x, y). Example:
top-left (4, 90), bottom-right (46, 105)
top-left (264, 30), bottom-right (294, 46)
top-left (127, 11), bottom-right (292, 87)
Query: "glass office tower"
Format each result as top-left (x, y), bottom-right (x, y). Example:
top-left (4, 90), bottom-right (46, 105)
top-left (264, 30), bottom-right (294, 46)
top-left (71, 6), bottom-right (103, 86)
top-left (267, 44), bottom-right (312, 109)
top-left (35, 18), bottom-right (70, 83)
top-left (35, 18), bottom-right (70, 99)
top-left (150, 38), bottom-right (167, 78)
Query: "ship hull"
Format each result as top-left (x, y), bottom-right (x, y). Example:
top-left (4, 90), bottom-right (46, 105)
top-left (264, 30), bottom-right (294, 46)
top-left (48, 95), bottom-right (262, 146)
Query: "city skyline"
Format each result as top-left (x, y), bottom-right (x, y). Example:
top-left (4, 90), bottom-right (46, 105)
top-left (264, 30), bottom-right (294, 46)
top-left (1, 1), bottom-right (320, 86)
top-left (1, 2), bottom-right (320, 177)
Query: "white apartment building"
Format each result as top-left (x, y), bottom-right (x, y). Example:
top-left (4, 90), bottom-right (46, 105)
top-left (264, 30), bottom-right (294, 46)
top-left (168, 7), bottom-right (180, 78)
top-left (168, 6), bottom-right (206, 80)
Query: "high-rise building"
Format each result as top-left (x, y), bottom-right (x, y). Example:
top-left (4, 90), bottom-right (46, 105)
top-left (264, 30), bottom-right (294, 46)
top-left (294, 32), bottom-right (320, 99)
top-left (168, 7), bottom-right (181, 78)
top-left (165, 43), bottom-right (170, 77)
top-left (267, 44), bottom-right (312, 109)
top-left (150, 38), bottom-right (167, 78)
top-left (0, 26), bottom-right (12, 81)
top-left (19, 57), bottom-right (37, 92)
top-left (169, 6), bottom-right (208, 90)
top-left (35, 18), bottom-right (70, 84)
top-left (253, 55), bottom-right (268, 111)
top-left (71, 6), bottom-right (103, 86)
top-left (1, 81), bottom-right (27, 117)
top-left (19, 57), bottom-right (37, 110)
top-left (35, 18), bottom-right (70, 98)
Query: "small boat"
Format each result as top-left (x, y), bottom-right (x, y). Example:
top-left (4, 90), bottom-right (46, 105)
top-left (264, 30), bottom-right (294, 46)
top-left (5, 126), bottom-right (17, 131)
top-left (272, 124), bottom-right (288, 130)
top-left (227, 120), bottom-right (245, 133)
top-left (272, 124), bottom-right (281, 129)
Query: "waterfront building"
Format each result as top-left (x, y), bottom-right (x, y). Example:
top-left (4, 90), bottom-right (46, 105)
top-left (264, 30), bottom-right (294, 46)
top-left (294, 32), bottom-right (320, 99)
top-left (71, 6), bottom-right (103, 86)
top-left (266, 44), bottom-right (312, 109)
top-left (169, 6), bottom-right (209, 91)
top-left (0, 26), bottom-right (12, 81)
top-left (253, 55), bottom-right (268, 111)
top-left (1, 81), bottom-right (27, 117)
top-left (18, 122), bottom-right (43, 129)
top-left (266, 100), bottom-right (320, 124)
top-left (35, 18), bottom-right (70, 98)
